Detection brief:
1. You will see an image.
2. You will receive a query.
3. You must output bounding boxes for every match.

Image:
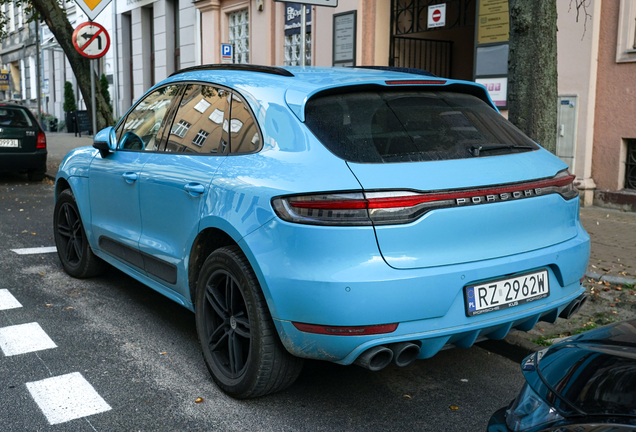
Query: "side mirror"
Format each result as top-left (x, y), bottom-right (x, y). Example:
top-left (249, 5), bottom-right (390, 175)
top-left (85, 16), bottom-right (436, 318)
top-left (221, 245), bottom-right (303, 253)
top-left (93, 127), bottom-right (117, 158)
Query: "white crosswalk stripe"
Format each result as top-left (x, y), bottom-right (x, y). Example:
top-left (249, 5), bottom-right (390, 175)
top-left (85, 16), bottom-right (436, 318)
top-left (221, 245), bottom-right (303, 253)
top-left (0, 322), bottom-right (57, 356)
top-left (26, 372), bottom-right (112, 425)
top-left (0, 289), bottom-right (22, 310)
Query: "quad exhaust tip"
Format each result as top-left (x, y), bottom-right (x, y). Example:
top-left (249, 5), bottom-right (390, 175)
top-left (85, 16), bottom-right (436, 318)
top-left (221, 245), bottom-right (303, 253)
top-left (354, 342), bottom-right (421, 371)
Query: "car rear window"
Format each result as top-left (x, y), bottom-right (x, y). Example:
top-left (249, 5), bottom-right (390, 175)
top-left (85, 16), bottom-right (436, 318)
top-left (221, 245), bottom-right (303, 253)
top-left (304, 88), bottom-right (538, 163)
top-left (0, 107), bottom-right (33, 127)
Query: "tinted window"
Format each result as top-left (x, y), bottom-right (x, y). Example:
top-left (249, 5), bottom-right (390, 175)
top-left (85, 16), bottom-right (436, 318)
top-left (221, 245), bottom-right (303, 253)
top-left (0, 107), bottom-right (33, 127)
top-left (228, 93), bottom-right (260, 153)
top-left (117, 85), bottom-right (180, 151)
top-left (304, 89), bottom-right (538, 163)
top-left (165, 84), bottom-right (229, 154)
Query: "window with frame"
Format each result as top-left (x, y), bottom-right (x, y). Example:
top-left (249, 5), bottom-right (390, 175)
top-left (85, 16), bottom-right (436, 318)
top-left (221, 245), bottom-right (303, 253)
top-left (165, 84), bottom-right (229, 154)
top-left (616, 0), bottom-right (636, 63)
top-left (626, 139), bottom-right (636, 190)
top-left (115, 85), bottom-right (180, 150)
top-left (284, 33), bottom-right (311, 66)
top-left (229, 9), bottom-right (249, 64)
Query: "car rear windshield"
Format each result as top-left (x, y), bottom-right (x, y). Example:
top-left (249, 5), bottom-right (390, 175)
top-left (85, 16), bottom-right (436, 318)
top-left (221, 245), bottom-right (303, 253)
top-left (304, 88), bottom-right (538, 163)
top-left (0, 107), bottom-right (33, 127)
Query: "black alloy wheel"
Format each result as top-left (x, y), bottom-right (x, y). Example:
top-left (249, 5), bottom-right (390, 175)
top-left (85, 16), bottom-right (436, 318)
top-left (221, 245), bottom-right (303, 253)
top-left (53, 189), bottom-right (105, 278)
top-left (195, 246), bottom-right (303, 399)
top-left (203, 269), bottom-right (251, 378)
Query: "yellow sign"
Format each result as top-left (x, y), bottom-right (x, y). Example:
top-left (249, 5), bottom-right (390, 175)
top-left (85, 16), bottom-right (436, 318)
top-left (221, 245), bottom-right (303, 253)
top-left (477, 0), bottom-right (509, 44)
top-left (74, 0), bottom-right (112, 21)
top-left (0, 69), bottom-right (8, 91)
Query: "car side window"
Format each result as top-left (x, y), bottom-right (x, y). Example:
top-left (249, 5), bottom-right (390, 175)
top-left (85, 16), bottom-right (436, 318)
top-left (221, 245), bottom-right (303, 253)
top-left (117, 85), bottom-right (180, 151)
top-left (228, 93), bottom-right (261, 153)
top-left (165, 84), bottom-right (230, 154)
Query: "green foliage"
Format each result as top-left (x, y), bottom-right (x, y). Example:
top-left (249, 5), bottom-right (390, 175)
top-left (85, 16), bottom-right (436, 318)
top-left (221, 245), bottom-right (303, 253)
top-left (530, 336), bottom-right (553, 347)
top-left (63, 81), bottom-right (77, 113)
top-left (100, 73), bottom-right (112, 113)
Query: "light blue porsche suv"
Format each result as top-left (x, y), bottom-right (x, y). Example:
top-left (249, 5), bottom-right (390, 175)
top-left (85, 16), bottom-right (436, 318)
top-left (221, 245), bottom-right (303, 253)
top-left (54, 65), bottom-right (590, 398)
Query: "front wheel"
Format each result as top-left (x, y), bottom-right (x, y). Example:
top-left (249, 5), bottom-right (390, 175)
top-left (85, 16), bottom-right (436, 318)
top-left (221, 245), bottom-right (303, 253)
top-left (195, 246), bottom-right (303, 398)
top-left (53, 189), bottom-right (105, 278)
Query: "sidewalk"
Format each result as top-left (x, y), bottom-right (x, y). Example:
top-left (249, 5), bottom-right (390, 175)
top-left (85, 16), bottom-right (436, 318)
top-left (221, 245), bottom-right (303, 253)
top-left (45, 132), bottom-right (94, 179)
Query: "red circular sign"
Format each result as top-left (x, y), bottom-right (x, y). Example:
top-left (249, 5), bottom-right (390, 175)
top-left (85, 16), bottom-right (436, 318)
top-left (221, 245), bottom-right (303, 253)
top-left (432, 9), bottom-right (442, 22)
top-left (72, 22), bottom-right (111, 59)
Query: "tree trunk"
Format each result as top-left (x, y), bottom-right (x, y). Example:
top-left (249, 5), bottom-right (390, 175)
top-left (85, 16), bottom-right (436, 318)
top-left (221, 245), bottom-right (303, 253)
top-left (508, 0), bottom-right (558, 154)
top-left (30, 0), bottom-right (115, 132)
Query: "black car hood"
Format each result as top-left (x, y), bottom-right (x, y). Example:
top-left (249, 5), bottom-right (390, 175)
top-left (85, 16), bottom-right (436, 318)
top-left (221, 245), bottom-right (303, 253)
top-left (530, 319), bottom-right (636, 417)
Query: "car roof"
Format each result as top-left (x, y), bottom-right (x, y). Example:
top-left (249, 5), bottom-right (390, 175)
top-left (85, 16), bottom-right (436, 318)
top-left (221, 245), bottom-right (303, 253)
top-left (160, 65), bottom-right (498, 121)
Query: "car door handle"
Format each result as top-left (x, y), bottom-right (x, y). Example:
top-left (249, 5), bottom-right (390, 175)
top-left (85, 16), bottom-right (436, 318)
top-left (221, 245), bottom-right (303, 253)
top-left (184, 183), bottom-right (205, 196)
top-left (122, 172), bottom-right (138, 184)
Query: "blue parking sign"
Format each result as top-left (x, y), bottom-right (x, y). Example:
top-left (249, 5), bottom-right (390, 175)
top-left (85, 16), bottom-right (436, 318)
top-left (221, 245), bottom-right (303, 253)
top-left (221, 44), bottom-right (233, 63)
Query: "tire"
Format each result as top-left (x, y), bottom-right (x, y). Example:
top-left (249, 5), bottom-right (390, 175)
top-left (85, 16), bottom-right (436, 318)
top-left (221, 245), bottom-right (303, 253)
top-left (53, 189), bottom-right (106, 278)
top-left (195, 246), bottom-right (303, 399)
top-left (27, 170), bottom-right (45, 182)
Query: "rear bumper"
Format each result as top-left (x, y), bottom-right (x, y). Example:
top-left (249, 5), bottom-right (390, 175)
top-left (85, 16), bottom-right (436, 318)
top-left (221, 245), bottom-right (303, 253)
top-left (0, 150), bottom-right (47, 172)
top-left (240, 216), bottom-right (590, 364)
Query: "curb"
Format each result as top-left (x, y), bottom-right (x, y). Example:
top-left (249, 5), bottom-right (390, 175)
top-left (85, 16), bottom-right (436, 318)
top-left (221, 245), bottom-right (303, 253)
top-left (585, 271), bottom-right (636, 286)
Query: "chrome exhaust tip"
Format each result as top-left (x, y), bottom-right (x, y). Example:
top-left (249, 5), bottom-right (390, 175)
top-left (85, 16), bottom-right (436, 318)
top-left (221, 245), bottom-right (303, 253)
top-left (354, 345), bottom-right (394, 371)
top-left (389, 342), bottom-right (420, 367)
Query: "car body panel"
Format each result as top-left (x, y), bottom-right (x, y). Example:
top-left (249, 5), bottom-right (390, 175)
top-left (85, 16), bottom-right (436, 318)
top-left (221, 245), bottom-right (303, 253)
top-left (55, 66), bottom-right (591, 368)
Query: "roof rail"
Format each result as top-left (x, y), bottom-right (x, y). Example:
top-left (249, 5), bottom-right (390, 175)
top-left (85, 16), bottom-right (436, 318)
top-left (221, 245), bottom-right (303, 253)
top-left (351, 66), bottom-right (436, 77)
top-left (169, 64), bottom-right (294, 78)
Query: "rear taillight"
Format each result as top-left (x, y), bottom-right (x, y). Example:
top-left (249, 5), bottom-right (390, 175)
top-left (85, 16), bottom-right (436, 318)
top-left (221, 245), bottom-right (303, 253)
top-left (36, 131), bottom-right (46, 149)
top-left (272, 170), bottom-right (578, 226)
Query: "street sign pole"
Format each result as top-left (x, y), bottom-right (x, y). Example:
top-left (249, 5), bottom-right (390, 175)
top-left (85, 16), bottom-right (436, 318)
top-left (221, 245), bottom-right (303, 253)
top-left (91, 59), bottom-right (96, 135)
top-left (300, 4), bottom-right (307, 67)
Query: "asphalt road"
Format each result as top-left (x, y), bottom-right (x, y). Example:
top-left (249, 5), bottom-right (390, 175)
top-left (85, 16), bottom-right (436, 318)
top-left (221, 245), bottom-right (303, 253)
top-left (0, 173), bottom-right (525, 431)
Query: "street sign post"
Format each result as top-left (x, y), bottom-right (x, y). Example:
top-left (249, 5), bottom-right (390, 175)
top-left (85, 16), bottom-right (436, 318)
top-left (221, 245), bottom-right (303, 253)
top-left (74, 0), bottom-right (112, 22)
top-left (72, 22), bottom-right (111, 136)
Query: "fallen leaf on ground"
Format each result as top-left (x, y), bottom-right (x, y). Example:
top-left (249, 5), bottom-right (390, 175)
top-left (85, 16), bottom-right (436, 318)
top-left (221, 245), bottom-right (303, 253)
top-left (450, 405), bottom-right (459, 410)
top-left (403, 394), bottom-right (411, 399)
top-left (195, 397), bottom-right (204, 404)
top-left (615, 287), bottom-right (623, 291)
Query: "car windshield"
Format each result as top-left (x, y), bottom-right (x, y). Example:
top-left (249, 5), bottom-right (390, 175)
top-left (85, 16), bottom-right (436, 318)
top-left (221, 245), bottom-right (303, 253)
top-left (0, 107), bottom-right (33, 127)
top-left (304, 88), bottom-right (538, 163)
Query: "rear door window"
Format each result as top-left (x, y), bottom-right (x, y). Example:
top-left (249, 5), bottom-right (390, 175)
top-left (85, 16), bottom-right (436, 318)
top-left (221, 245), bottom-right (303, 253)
top-left (0, 107), bottom-right (33, 127)
top-left (165, 84), bottom-right (230, 154)
top-left (304, 89), bottom-right (538, 163)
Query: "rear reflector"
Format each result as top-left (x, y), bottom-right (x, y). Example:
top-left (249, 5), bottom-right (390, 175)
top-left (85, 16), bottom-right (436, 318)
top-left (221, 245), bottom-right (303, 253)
top-left (292, 322), bottom-right (399, 336)
top-left (36, 131), bottom-right (46, 149)
top-left (272, 170), bottom-right (578, 226)
top-left (385, 80), bottom-right (447, 85)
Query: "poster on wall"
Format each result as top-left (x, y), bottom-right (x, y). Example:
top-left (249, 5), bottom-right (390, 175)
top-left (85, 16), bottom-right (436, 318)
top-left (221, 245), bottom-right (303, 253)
top-left (475, 77), bottom-right (508, 107)
top-left (333, 10), bottom-right (356, 66)
top-left (477, 0), bottom-right (509, 44)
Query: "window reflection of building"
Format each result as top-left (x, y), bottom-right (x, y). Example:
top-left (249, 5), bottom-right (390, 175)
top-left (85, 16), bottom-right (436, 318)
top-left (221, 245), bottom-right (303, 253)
top-left (228, 93), bottom-right (260, 153)
top-left (116, 85), bottom-right (178, 150)
top-left (166, 84), bottom-right (229, 153)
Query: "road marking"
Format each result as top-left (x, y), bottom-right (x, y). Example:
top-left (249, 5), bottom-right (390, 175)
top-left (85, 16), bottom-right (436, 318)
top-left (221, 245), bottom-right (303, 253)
top-left (11, 246), bottom-right (57, 255)
top-left (26, 372), bottom-right (111, 425)
top-left (0, 289), bottom-right (22, 310)
top-left (0, 322), bottom-right (57, 356)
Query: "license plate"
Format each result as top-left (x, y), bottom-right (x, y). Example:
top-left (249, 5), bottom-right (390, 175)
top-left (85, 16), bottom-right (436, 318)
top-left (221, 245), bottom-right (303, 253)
top-left (0, 139), bottom-right (19, 147)
top-left (464, 270), bottom-right (549, 317)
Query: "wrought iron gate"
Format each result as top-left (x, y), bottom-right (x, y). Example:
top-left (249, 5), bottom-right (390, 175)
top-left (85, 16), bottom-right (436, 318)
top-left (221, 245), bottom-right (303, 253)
top-left (391, 37), bottom-right (452, 77)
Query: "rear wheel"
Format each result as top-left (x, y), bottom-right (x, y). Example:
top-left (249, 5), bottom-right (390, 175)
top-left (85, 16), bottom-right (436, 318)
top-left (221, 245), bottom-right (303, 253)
top-left (195, 246), bottom-right (303, 398)
top-left (54, 189), bottom-right (105, 278)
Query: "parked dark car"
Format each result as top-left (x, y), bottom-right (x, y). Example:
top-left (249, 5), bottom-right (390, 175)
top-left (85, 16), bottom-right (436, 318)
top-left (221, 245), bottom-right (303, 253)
top-left (488, 319), bottom-right (636, 432)
top-left (0, 103), bottom-right (47, 181)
